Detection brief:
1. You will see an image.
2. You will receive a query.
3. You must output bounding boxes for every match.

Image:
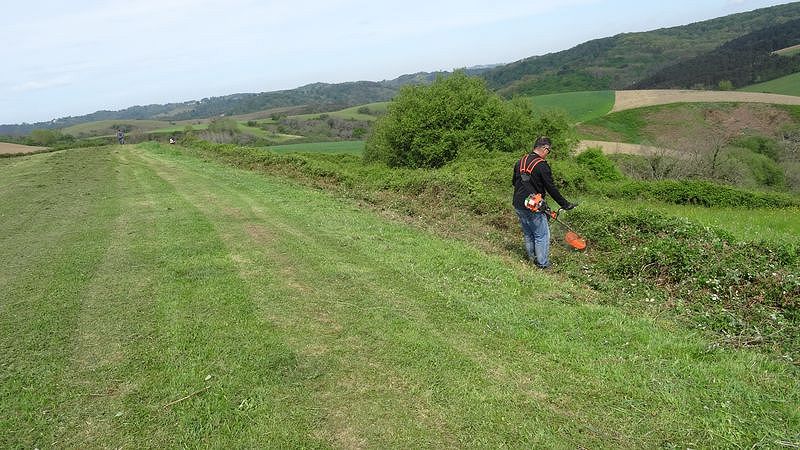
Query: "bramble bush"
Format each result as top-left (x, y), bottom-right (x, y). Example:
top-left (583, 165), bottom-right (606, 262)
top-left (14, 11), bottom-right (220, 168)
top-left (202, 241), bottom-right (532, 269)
top-left (565, 206), bottom-right (799, 354)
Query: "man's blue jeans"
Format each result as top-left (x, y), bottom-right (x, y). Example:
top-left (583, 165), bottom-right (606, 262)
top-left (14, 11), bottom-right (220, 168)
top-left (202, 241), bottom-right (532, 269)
top-left (515, 208), bottom-right (550, 268)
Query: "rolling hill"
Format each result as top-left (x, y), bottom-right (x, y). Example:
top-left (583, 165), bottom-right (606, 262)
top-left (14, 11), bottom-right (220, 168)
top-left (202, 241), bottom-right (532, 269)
top-left (632, 17), bottom-right (800, 89)
top-left (481, 2), bottom-right (800, 96)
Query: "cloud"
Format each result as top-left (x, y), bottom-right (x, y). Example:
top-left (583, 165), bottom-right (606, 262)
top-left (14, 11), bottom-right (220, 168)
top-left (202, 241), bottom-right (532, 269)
top-left (11, 77), bottom-right (72, 93)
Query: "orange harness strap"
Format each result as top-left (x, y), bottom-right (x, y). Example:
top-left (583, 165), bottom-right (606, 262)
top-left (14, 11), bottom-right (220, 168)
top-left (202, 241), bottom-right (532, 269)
top-left (520, 155), bottom-right (543, 174)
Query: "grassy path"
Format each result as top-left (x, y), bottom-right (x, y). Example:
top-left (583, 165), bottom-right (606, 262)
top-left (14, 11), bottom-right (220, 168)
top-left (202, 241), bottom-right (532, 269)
top-left (1, 144), bottom-right (797, 448)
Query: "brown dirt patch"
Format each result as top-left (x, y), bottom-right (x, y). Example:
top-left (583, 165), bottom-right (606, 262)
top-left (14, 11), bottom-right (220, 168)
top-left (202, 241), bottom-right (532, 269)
top-left (0, 142), bottom-right (47, 155)
top-left (639, 103), bottom-right (793, 145)
top-left (613, 90), bottom-right (800, 112)
top-left (704, 104), bottom-right (794, 136)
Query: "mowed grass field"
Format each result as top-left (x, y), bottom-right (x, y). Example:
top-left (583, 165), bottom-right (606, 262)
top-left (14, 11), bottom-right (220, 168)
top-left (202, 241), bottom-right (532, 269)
top-left (1, 144), bottom-right (798, 448)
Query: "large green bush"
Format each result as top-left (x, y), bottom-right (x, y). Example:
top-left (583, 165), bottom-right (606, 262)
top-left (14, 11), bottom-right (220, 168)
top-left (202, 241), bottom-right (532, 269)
top-left (364, 71), bottom-right (576, 168)
top-left (575, 147), bottom-right (624, 181)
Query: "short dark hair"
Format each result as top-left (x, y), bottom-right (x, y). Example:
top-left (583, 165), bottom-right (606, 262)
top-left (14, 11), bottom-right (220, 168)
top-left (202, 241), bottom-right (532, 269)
top-left (533, 137), bottom-right (552, 149)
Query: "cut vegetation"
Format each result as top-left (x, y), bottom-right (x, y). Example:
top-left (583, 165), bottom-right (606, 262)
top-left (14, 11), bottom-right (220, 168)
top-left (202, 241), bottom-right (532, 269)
top-left (4, 4), bottom-right (800, 447)
top-left (1, 144), bottom-right (797, 448)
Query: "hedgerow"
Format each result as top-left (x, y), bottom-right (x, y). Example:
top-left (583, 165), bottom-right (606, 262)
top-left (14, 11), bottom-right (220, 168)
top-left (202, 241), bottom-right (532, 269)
top-left (590, 179), bottom-right (799, 208)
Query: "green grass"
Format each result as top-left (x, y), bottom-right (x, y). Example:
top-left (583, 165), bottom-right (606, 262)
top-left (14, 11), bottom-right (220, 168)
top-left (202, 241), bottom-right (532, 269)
top-left (740, 72), bottom-right (800, 96)
top-left (577, 107), bottom-right (650, 142)
top-left (600, 198), bottom-right (800, 244)
top-left (1, 144), bottom-right (798, 447)
top-left (150, 123), bottom-right (302, 143)
top-left (265, 140), bottom-right (365, 155)
top-left (63, 120), bottom-right (172, 137)
top-left (150, 123), bottom-right (210, 134)
top-left (288, 102), bottom-right (388, 121)
top-left (237, 124), bottom-right (302, 142)
top-left (525, 90), bottom-right (615, 123)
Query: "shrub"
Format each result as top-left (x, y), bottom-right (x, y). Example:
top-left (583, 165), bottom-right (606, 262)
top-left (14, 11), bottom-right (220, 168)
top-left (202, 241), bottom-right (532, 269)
top-left (364, 71), bottom-right (576, 168)
top-left (607, 154), bottom-right (656, 180)
top-left (575, 147), bottom-right (624, 181)
top-left (28, 129), bottom-right (73, 146)
top-left (728, 147), bottom-right (786, 189)
top-left (208, 117), bottom-right (240, 133)
top-left (731, 135), bottom-right (781, 161)
top-left (591, 179), bottom-right (798, 208)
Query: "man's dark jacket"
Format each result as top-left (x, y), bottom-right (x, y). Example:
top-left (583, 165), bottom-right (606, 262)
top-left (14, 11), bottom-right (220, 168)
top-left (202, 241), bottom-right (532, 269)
top-left (512, 152), bottom-right (570, 210)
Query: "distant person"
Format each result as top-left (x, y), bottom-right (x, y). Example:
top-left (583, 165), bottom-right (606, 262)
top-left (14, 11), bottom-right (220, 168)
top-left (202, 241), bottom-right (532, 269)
top-left (512, 136), bottom-right (576, 269)
top-left (117, 129), bottom-right (125, 145)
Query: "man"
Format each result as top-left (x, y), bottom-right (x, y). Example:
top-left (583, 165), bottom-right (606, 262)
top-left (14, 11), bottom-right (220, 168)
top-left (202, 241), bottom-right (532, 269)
top-left (512, 137), bottom-right (576, 268)
top-left (117, 129), bottom-right (125, 145)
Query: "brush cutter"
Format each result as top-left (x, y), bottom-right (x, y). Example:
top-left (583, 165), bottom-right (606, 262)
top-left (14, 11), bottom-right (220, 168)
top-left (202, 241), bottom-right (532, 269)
top-left (547, 206), bottom-right (587, 251)
top-left (524, 193), bottom-right (587, 251)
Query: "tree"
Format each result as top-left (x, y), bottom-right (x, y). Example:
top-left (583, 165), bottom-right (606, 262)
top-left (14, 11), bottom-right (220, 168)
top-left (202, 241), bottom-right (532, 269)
top-left (364, 71), bottom-right (575, 168)
top-left (207, 117), bottom-right (240, 133)
top-left (718, 79), bottom-right (734, 91)
top-left (29, 129), bottom-right (69, 146)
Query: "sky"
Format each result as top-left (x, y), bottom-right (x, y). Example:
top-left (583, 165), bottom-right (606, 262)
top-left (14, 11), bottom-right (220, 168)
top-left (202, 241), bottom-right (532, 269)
top-left (0, 0), bottom-right (794, 124)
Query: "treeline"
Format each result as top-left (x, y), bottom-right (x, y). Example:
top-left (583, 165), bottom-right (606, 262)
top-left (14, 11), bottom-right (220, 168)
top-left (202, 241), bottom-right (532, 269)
top-left (633, 18), bottom-right (800, 89)
top-left (0, 102), bottom-right (198, 136)
top-left (0, 67), bottom-right (495, 136)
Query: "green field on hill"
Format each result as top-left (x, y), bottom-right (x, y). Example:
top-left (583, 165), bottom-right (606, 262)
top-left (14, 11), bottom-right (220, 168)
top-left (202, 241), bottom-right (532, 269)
top-left (740, 72), bottom-right (800, 96)
top-left (288, 102), bottom-right (388, 121)
top-left (525, 91), bottom-right (615, 123)
top-left (1, 144), bottom-right (797, 448)
top-left (63, 119), bottom-right (173, 137)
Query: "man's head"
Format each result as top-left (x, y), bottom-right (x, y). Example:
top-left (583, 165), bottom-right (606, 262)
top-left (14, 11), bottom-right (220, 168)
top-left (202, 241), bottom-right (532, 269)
top-left (533, 137), bottom-right (552, 158)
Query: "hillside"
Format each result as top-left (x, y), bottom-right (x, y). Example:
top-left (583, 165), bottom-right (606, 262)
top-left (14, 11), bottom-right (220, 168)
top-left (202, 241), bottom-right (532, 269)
top-left (0, 67), bottom-right (492, 136)
top-left (481, 2), bottom-right (800, 96)
top-left (632, 18), bottom-right (800, 89)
